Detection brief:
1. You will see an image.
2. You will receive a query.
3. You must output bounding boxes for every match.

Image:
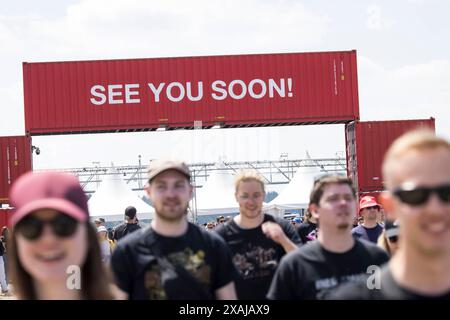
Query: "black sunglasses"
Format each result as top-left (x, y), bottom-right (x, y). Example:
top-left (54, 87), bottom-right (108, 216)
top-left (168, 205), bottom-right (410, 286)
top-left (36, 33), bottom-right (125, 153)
top-left (16, 214), bottom-right (79, 240)
top-left (388, 235), bottom-right (398, 243)
top-left (393, 183), bottom-right (450, 206)
top-left (364, 205), bottom-right (380, 211)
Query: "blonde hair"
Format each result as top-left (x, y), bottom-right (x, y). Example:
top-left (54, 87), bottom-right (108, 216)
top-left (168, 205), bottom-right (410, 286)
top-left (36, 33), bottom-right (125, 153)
top-left (382, 129), bottom-right (450, 189)
top-left (234, 170), bottom-right (266, 194)
top-left (377, 231), bottom-right (391, 256)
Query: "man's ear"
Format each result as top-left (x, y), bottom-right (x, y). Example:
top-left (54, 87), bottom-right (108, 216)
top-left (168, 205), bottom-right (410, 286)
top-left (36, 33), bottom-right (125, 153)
top-left (144, 184), bottom-right (152, 198)
top-left (380, 191), bottom-right (398, 221)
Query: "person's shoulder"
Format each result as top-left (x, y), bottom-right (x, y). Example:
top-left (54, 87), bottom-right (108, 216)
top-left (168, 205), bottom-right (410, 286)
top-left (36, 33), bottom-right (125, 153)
top-left (297, 240), bottom-right (323, 257)
top-left (130, 223), bottom-right (142, 230)
top-left (194, 222), bottom-right (225, 239)
top-left (297, 222), bottom-right (310, 230)
top-left (354, 238), bottom-right (390, 262)
top-left (115, 226), bottom-right (149, 248)
top-left (214, 222), bottom-right (227, 237)
top-left (326, 278), bottom-right (375, 300)
top-left (191, 223), bottom-right (232, 250)
top-left (329, 265), bottom-right (395, 300)
top-left (266, 213), bottom-right (286, 225)
top-left (114, 222), bottom-right (126, 232)
top-left (355, 238), bottom-right (384, 252)
top-left (282, 240), bottom-right (321, 263)
top-left (189, 222), bottom-right (217, 238)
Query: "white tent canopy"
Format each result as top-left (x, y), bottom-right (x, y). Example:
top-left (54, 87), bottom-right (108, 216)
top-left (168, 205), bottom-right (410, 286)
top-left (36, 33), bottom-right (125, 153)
top-left (88, 170), bottom-right (154, 222)
top-left (264, 165), bottom-right (324, 217)
top-left (193, 170), bottom-right (239, 216)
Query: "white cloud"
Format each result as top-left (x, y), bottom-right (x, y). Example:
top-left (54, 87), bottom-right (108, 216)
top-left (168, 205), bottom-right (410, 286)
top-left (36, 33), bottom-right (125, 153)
top-left (358, 56), bottom-right (450, 139)
top-left (18, 0), bottom-right (330, 60)
top-left (0, 0), bottom-right (330, 136)
top-left (365, 5), bottom-right (394, 30)
top-left (1, 0), bottom-right (449, 169)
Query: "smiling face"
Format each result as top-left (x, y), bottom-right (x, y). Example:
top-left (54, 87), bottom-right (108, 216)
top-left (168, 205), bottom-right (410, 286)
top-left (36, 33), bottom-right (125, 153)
top-left (235, 179), bottom-right (265, 220)
top-left (15, 209), bottom-right (88, 283)
top-left (385, 147), bottom-right (450, 256)
top-left (146, 169), bottom-right (193, 222)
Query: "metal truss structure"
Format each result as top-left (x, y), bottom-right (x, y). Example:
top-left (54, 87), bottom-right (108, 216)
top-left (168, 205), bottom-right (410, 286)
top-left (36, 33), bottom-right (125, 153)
top-left (42, 157), bottom-right (347, 195)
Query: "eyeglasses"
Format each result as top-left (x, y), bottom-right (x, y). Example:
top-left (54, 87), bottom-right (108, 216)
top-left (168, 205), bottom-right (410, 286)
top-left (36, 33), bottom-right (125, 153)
top-left (393, 183), bottom-right (450, 206)
top-left (388, 235), bottom-right (398, 243)
top-left (16, 214), bottom-right (79, 240)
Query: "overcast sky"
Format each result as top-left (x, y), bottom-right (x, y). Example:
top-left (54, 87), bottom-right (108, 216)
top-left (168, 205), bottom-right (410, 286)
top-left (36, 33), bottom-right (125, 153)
top-left (1, 0), bottom-right (449, 170)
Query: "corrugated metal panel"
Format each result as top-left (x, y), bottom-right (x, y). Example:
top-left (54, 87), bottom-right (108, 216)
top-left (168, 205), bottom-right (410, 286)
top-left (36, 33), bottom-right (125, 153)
top-left (0, 136), bottom-right (32, 204)
top-left (23, 50), bottom-right (360, 135)
top-left (0, 208), bottom-right (13, 229)
top-left (347, 118), bottom-right (435, 192)
top-left (345, 121), bottom-right (358, 190)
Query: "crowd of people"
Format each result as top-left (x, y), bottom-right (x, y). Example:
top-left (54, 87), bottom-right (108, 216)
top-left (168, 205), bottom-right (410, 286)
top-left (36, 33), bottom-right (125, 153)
top-left (0, 128), bottom-right (449, 300)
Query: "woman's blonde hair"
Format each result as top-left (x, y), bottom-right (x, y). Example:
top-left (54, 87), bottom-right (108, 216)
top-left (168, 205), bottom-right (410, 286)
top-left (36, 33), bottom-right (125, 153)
top-left (377, 230), bottom-right (391, 256)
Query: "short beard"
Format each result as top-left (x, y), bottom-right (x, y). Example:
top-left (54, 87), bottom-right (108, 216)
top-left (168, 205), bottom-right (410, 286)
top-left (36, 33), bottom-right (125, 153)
top-left (337, 223), bottom-right (351, 230)
top-left (156, 204), bottom-right (188, 222)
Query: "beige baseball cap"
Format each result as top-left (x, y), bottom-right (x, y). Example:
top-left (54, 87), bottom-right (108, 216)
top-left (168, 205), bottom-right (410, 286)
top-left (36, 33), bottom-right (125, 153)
top-left (147, 159), bottom-right (191, 182)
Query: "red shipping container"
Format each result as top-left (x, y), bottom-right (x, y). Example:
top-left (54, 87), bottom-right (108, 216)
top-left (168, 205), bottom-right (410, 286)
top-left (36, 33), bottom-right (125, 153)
top-left (346, 118), bottom-right (435, 193)
top-left (23, 50), bottom-right (360, 135)
top-left (0, 136), bottom-right (32, 204)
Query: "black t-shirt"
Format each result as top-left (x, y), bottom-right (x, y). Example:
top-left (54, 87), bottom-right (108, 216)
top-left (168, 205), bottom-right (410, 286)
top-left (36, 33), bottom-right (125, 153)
top-left (352, 224), bottom-right (384, 243)
top-left (267, 238), bottom-right (389, 300)
top-left (328, 265), bottom-right (450, 300)
top-left (113, 222), bottom-right (141, 241)
top-left (215, 213), bottom-right (302, 300)
top-left (110, 222), bottom-right (237, 300)
top-left (297, 221), bottom-right (318, 244)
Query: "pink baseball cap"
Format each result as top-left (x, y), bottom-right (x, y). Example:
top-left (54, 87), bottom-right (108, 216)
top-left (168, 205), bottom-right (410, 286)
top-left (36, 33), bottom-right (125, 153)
top-left (9, 171), bottom-right (89, 226)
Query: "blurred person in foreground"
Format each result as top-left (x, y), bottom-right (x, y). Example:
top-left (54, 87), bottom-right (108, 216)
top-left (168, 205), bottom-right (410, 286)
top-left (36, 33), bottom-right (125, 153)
top-left (8, 171), bottom-right (119, 300)
top-left (330, 129), bottom-right (450, 299)
top-left (267, 175), bottom-right (389, 300)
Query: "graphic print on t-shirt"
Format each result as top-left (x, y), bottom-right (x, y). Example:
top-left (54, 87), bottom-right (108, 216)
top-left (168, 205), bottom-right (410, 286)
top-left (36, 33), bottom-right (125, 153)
top-left (306, 229), bottom-right (318, 241)
top-left (232, 243), bottom-right (278, 279)
top-left (143, 247), bottom-right (211, 299)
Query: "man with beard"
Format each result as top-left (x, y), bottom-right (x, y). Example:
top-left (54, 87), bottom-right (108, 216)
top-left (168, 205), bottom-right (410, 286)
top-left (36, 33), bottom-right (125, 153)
top-left (215, 170), bottom-right (301, 300)
top-left (267, 175), bottom-right (389, 300)
top-left (110, 160), bottom-right (237, 300)
top-left (330, 130), bottom-right (450, 299)
top-left (352, 196), bottom-right (384, 243)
